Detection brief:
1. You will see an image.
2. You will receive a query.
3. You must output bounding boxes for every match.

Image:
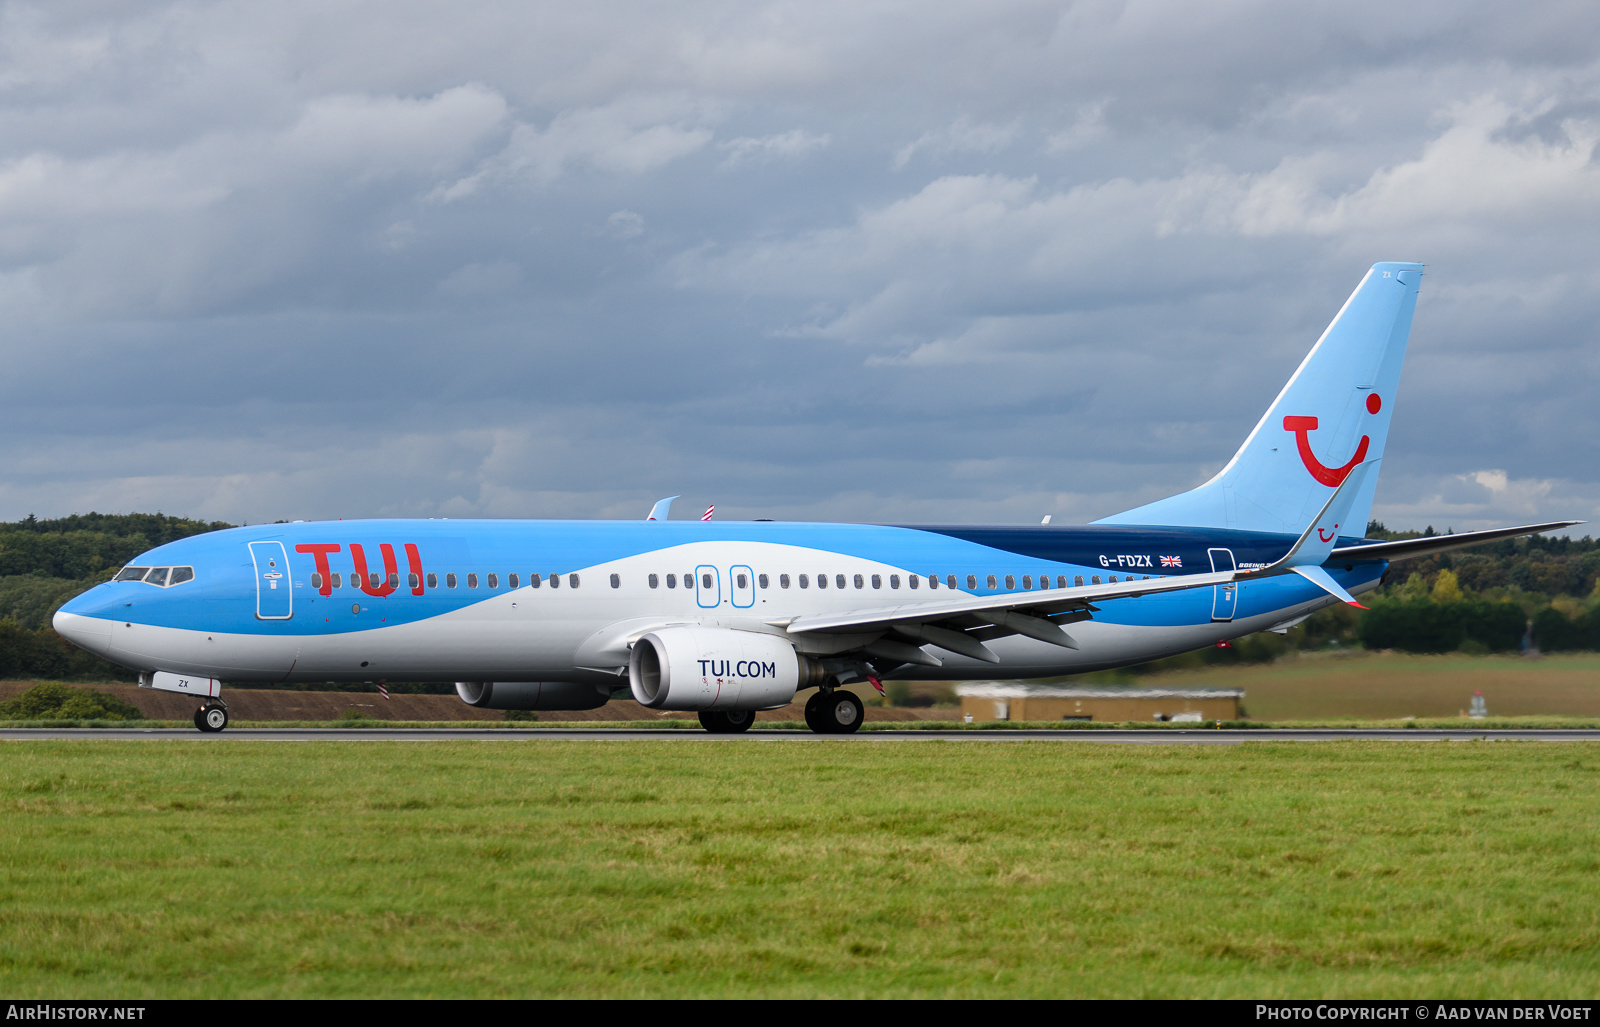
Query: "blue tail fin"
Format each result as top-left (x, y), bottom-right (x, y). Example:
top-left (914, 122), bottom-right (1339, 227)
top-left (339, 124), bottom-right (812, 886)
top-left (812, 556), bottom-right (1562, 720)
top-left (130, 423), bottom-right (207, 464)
top-left (1097, 261), bottom-right (1423, 535)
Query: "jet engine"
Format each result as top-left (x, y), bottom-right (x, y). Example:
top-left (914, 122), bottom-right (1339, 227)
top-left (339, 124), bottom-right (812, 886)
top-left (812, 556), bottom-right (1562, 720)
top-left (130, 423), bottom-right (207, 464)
top-left (455, 680), bottom-right (612, 710)
top-left (628, 627), bottom-right (824, 711)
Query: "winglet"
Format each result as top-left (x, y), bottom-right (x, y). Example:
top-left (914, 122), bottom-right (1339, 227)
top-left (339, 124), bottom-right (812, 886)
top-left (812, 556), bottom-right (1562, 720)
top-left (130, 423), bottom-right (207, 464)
top-left (646, 496), bottom-right (680, 521)
top-left (1291, 565), bottom-right (1368, 608)
top-left (1258, 460), bottom-right (1377, 573)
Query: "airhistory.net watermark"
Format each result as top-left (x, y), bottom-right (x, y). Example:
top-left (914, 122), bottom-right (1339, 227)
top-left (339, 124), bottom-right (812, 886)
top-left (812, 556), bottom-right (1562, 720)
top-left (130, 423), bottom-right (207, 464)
top-left (5, 1007), bottom-right (145, 1020)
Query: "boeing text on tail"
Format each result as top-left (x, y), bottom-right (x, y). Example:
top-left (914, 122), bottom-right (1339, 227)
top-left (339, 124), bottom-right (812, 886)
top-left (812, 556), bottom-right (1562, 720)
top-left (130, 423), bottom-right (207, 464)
top-left (53, 263), bottom-right (1578, 732)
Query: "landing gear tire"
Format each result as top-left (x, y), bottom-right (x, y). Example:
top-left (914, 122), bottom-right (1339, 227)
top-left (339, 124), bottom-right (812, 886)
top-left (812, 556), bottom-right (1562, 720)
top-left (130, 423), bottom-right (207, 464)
top-left (809, 690), bottom-right (864, 734)
top-left (192, 708), bottom-right (205, 731)
top-left (698, 709), bottom-right (756, 734)
top-left (197, 704), bottom-right (228, 733)
top-left (803, 691), bottom-right (826, 733)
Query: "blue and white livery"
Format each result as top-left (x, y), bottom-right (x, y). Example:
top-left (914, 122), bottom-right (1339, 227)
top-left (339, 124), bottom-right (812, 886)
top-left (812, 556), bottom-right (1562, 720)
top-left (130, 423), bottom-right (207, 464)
top-left (52, 263), bottom-right (1576, 732)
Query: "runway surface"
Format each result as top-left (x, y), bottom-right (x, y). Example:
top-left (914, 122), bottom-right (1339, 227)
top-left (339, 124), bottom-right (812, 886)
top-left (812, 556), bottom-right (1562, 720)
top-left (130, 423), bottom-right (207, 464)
top-left (4, 728), bottom-right (1600, 744)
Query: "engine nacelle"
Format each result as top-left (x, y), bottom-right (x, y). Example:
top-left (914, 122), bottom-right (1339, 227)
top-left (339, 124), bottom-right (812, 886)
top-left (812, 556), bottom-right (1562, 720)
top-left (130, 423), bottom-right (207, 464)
top-left (629, 627), bottom-right (817, 711)
top-left (455, 680), bottom-right (612, 710)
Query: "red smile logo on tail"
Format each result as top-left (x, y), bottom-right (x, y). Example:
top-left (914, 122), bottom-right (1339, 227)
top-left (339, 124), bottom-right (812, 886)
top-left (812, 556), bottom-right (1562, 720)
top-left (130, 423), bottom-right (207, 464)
top-left (1282, 393), bottom-right (1381, 487)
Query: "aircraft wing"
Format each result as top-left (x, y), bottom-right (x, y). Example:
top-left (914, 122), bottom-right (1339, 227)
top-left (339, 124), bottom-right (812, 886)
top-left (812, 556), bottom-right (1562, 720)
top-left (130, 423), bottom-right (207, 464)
top-left (776, 568), bottom-right (1241, 664)
top-left (1328, 521), bottom-right (1581, 564)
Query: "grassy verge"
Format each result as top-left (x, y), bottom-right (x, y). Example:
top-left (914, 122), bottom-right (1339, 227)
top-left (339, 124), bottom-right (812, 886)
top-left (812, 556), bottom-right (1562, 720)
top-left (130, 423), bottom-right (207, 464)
top-left (7, 716), bottom-right (1600, 730)
top-left (3, 740), bottom-right (1600, 997)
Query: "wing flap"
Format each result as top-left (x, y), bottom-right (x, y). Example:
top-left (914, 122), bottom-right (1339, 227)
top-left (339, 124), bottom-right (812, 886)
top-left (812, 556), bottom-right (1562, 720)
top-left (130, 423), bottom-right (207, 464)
top-left (780, 568), bottom-right (1239, 638)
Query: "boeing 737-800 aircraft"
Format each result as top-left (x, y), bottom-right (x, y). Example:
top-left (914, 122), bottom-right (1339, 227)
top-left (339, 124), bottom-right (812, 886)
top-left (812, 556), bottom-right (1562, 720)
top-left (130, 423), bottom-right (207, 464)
top-left (53, 262), bottom-right (1576, 732)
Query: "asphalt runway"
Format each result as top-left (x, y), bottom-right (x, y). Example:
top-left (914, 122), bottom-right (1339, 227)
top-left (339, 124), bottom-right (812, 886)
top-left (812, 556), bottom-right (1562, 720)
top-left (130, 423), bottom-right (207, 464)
top-left (4, 728), bottom-right (1600, 744)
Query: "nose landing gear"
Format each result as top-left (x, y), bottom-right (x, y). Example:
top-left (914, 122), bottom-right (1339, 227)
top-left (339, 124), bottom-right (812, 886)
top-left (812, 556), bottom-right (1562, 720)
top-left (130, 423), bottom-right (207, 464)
top-left (193, 701), bottom-right (229, 733)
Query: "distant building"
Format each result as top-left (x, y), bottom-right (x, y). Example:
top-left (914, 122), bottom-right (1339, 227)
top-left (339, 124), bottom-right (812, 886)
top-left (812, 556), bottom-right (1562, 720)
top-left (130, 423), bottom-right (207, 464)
top-left (956, 683), bottom-right (1244, 723)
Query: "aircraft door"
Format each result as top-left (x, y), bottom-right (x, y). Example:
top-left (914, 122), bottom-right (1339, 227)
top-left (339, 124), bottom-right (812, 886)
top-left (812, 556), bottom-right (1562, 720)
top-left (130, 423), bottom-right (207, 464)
top-left (1208, 548), bottom-right (1236, 622)
top-left (249, 541), bottom-right (294, 620)
top-left (730, 565), bottom-right (755, 608)
top-left (695, 565), bottom-right (721, 609)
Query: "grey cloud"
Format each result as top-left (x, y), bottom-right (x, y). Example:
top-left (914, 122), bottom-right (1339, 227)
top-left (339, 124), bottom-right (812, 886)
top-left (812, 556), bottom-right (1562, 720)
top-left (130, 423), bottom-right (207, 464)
top-left (0, 1), bottom-right (1595, 536)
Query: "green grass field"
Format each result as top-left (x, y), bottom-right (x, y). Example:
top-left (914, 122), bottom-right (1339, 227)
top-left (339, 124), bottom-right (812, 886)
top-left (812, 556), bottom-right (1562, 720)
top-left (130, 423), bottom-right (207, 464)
top-left (1136, 652), bottom-right (1600, 721)
top-left (3, 740), bottom-right (1600, 998)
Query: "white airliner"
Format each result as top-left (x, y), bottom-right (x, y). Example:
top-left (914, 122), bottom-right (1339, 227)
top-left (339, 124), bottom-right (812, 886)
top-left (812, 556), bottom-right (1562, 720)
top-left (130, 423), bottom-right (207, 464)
top-left (53, 262), bottom-right (1575, 732)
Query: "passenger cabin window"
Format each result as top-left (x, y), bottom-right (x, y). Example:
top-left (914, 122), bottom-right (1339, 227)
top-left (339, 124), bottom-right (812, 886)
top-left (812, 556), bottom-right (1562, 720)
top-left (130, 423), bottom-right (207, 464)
top-left (948, 575), bottom-right (958, 590)
top-left (332, 572), bottom-right (343, 588)
top-left (427, 573), bottom-right (438, 589)
top-left (987, 575), bottom-right (997, 590)
top-left (908, 575), bottom-right (918, 589)
top-left (798, 574), bottom-right (808, 589)
top-left (856, 574), bottom-right (867, 589)
top-left (487, 573), bottom-right (498, 589)
top-left (836, 574), bottom-right (847, 589)
top-left (311, 573), bottom-right (323, 589)
top-left (736, 573), bottom-right (747, 588)
top-left (967, 575), bottom-right (977, 590)
top-left (759, 574), bottom-right (769, 589)
top-left (1022, 575), bottom-right (1032, 590)
top-left (116, 567), bottom-right (150, 582)
top-left (780, 574), bottom-right (790, 588)
top-left (509, 573), bottom-right (519, 588)
top-left (701, 573), bottom-right (712, 589)
top-left (529, 573), bottom-right (540, 588)
top-left (1074, 575), bottom-right (1083, 587)
top-left (446, 573), bottom-right (458, 588)
top-left (549, 574), bottom-right (560, 588)
top-left (610, 573), bottom-right (620, 588)
top-left (1004, 575), bottom-right (1015, 590)
top-left (388, 572), bottom-right (399, 589)
top-left (467, 573), bottom-right (478, 588)
top-left (665, 573), bottom-right (676, 588)
top-left (569, 574), bottom-right (580, 588)
top-left (649, 574), bottom-right (659, 589)
top-left (407, 573), bottom-right (419, 589)
top-left (1091, 575), bottom-right (1101, 585)
top-left (889, 575), bottom-right (899, 589)
top-left (816, 574), bottom-right (826, 589)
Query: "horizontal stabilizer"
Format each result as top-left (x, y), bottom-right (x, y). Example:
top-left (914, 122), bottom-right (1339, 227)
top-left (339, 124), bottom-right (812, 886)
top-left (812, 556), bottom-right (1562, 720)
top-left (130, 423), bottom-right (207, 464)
top-left (1330, 521), bottom-right (1583, 563)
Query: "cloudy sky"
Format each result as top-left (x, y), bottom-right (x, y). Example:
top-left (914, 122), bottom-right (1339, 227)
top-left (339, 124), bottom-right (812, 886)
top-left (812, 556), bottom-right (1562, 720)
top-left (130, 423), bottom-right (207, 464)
top-left (1, 1), bottom-right (1597, 532)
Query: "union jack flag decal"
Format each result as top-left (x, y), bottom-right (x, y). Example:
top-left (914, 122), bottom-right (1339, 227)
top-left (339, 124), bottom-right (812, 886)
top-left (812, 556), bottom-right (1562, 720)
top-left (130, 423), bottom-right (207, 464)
top-left (1159, 555), bottom-right (1183, 568)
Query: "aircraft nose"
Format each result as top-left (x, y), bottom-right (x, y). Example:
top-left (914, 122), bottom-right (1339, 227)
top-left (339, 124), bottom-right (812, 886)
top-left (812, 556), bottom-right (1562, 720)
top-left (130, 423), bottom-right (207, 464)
top-left (53, 586), bottom-right (121, 658)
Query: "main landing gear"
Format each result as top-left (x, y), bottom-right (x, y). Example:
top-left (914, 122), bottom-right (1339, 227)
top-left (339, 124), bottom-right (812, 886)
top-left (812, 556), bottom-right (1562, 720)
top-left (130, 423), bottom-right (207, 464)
top-left (193, 701), bottom-right (228, 733)
top-left (804, 689), bottom-right (864, 734)
top-left (698, 709), bottom-right (756, 734)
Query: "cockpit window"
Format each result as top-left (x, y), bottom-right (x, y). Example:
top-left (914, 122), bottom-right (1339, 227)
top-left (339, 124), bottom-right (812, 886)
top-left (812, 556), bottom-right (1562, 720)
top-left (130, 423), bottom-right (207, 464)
top-left (115, 565), bottom-right (194, 587)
